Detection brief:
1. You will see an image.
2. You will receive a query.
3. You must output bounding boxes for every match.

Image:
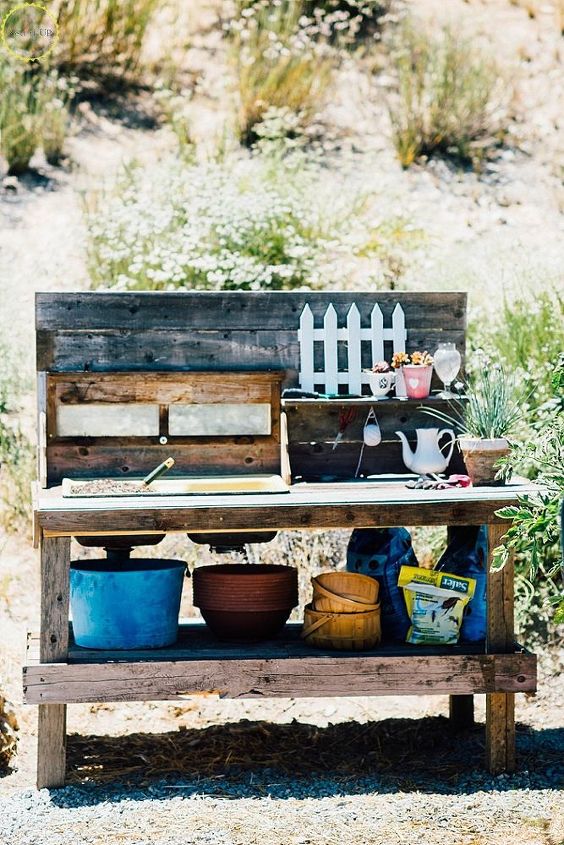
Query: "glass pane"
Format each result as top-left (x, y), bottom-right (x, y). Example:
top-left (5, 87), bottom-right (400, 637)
top-left (57, 404), bottom-right (160, 437)
top-left (169, 403), bottom-right (271, 436)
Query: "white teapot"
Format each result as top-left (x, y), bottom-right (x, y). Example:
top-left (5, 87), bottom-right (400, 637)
top-left (396, 427), bottom-right (456, 477)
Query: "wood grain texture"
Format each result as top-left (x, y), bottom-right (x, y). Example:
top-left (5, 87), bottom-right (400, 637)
top-left (47, 440), bottom-right (281, 484)
top-left (34, 480), bottom-right (535, 535)
top-left (486, 692), bottom-right (516, 774)
top-left (23, 653), bottom-right (535, 704)
top-left (485, 523), bottom-right (516, 774)
top-left (37, 704), bottom-right (67, 788)
top-left (487, 523), bottom-right (514, 653)
top-left (288, 440), bottom-right (466, 480)
top-left (283, 398), bottom-right (466, 443)
top-left (45, 371), bottom-right (283, 483)
top-left (38, 535), bottom-right (70, 789)
top-left (36, 291), bottom-right (467, 331)
top-left (37, 328), bottom-right (465, 377)
top-left (26, 624), bottom-right (492, 664)
top-left (40, 536), bottom-right (70, 662)
top-left (51, 371), bottom-right (283, 405)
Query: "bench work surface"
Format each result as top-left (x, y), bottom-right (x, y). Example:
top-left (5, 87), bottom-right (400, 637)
top-left (34, 477), bottom-right (536, 536)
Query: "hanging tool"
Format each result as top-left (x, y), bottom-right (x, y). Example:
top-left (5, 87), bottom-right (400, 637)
top-left (332, 407), bottom-right (357, 450)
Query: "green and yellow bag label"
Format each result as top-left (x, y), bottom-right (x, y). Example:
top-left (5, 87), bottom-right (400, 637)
top-left (398, 566), bottom-right (477, 645)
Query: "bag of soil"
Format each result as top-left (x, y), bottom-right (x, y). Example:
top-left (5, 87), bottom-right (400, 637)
top-left (436, 526), bottom-right (488, 642)
top-left (346, 528), bottom-right (415, 641)
top-left (398, 565), bottom-right (476, 645)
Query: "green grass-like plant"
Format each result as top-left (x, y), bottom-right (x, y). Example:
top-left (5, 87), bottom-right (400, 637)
top-left (424, 360), bottom-right (526, 440)
top-left (494, 360), bottom-right (564, 622)
top-left (0, 62), bottom-right (41, 175)
top-left (231, 1), bottom-right (335, 146)
top-left (387, 23), bottom-right (507, 168)
top-left (53, 0), bottom-right (159, 77)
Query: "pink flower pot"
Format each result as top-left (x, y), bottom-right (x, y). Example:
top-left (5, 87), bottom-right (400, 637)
top-left (402, 365), bottom-right (433, 399)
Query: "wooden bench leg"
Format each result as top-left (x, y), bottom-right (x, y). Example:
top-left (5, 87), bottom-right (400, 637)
top-left (486, 692), bottom-right (515, 774)
top-left (449, 694), bottom-right (474, 729)
top-left (37, 704), bottom-right (67, 789)
top-left (37, 535), bottom-right (70, 789)
top-left (486, 522), bottom-right (515, 774)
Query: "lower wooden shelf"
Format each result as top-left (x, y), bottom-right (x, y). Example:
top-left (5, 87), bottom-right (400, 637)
top-left (23, 623), bottom-right (536, 705)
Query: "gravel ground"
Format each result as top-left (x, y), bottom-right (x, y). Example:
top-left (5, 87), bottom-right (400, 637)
top-left (0, 776), bottom-right (562, 845)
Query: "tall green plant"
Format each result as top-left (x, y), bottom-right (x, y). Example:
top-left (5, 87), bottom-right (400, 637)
top-left (494, 360), bottom-right (564, 622)
top-left (387, 24), bottom-right (507, 167)
top-left (230, 1), bottom-right (335, 145)
top-left (0, 61), bottom-right (41, 174)
top-left (53, 0), bottom-right (159, 76)
top-left (482, 290), bottom-right (564, 410)
top-left (423, 360), bottom-right (526, 440)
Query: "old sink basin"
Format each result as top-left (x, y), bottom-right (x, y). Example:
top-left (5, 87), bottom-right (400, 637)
top-left (62, 474), bottom-right (290, 497)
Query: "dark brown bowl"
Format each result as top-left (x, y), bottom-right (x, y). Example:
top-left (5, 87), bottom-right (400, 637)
top-left (199, 607), bottom-right (293, 642)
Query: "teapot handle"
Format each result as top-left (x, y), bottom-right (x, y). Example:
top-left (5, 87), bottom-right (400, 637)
top-left (438, 428), bottom-right (456, 465)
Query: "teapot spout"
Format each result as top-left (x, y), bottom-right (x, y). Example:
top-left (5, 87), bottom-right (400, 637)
top-left (395, 430), bottom-right (414, 470)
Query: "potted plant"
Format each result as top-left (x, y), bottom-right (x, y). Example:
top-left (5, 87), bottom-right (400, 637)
top-left (423, 361), bottom-right (525, 486)
top-left (367, 360), bottom-right (395, 398)
top-left (392, 350), bottom-right (434, 399)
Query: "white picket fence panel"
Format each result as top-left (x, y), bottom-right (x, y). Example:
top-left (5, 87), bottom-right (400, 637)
top-left (298, 302), bottom-right (407, 394)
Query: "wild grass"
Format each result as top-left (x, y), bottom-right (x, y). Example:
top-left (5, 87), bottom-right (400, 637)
top-left (0, 62), bottom-right (42, 175)
top-left (230, 1), bottom-right (335, 146)
top-left (53, 0), bottom-right (160, 77)
top-left (473, 289), bottom-right (564, 410)
top-left (0, 344), bottom-right (34, 534)
top-left (39, 73), bottom-right (74, 165)
top-left (387, 23), bottom-right (508, 168)
top-left (0, 60), bottom-right (73, 174)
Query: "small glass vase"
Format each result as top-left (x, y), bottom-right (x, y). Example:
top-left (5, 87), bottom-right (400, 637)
top-left (402, 365), bottom-right (433, 399)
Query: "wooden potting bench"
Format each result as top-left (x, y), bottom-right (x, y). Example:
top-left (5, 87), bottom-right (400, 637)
top-left (26, 291), bottom-right (537, 788)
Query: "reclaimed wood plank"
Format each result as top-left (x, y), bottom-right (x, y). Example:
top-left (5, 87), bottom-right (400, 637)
top-left (288, 440), bottom-right (466, 480)
top-left (486, 692), bottom-right (516, 774)
top-left (37, 328), bottom-right (465, 376)
top-left (47, 440), bottom-right (281, 484)
top-left (51, 371), bottom-right (283, 405)
top-left (34, 481), bottom-right (536, 535)
top-left (38, 535), bottom-right (70, 788)
top-left (22, 651), bottom-right (536, 704)
top-left (37, 704), bottom-right (66, 788)
top-left (36, 329), bottom-right (301, 376)
top-left (486, 522), bottom-right (515, 773)
top-left (27, 624), bottom-right (489, 664)
top-left (37, 499), bottom-right (515, 535)
top-left (36, 291), bottom-right (468, 332)
top-left (283, 397), bottom-right (466, 443)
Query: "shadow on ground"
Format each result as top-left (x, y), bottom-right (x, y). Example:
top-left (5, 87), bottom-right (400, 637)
top-left (55, 716), bottom-right (564, 804)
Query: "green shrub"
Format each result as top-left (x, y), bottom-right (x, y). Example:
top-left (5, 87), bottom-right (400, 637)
top-left (0, 419), bottom-right (34, 533)
top-left (53, 0), bottom-right (159, 77)
top-left (86, 149), bottom-right (420, 292)
top-left (387, 23), bottom-right (507, 168)
top-left (0, 60), bottom-right (73, 174)
top-left (470, 289), bottom-right (564, 415)
top-left (39, 73), bottom-right (74, 165)
top-left (229, 1), bottom-right (335, 146)
top-left (494, 360), bottom-right (564, 623)
top-left (0, 62), bottom-right (41, 175)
